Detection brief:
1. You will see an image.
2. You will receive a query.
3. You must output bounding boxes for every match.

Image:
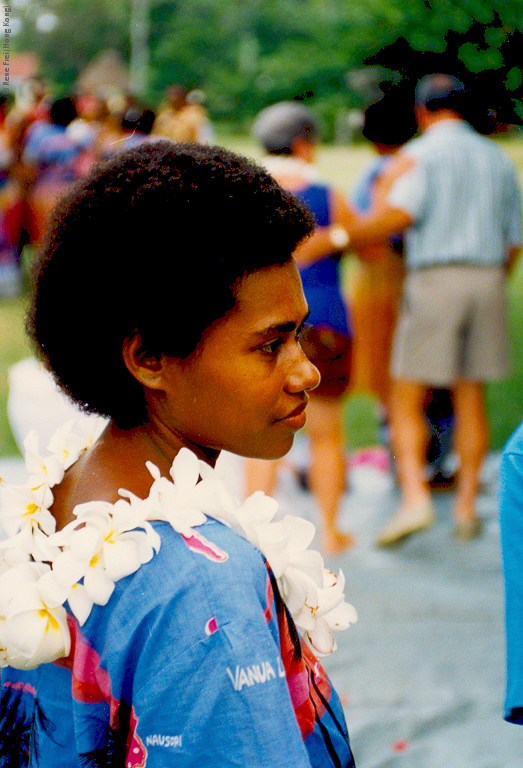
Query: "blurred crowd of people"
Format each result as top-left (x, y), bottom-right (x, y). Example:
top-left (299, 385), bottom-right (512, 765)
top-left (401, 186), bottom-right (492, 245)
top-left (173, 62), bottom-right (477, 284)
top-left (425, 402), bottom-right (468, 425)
top-left (244, 75), bottom-right (522, 557)
top-left (0, 78), bottom-right (214, 298)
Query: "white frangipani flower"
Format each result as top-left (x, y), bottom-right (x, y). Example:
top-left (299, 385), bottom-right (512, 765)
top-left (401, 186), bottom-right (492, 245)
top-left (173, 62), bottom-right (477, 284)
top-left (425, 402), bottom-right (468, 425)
top-left (211, 488), bottom-right (357, 657)
top-left (23, 431), bottom-right (64, 489)
top-left (45, 498), bottom-right (161, 622)
top-left (45, 417), bottom-right (88, 470)
top-left (0, 561), bottom-right (70, 670)
top-left (0, 537), bottom-right (31, 579)
top-left (142, 449), bottom-right (221, 536)
top-left (301, 569), bottom-right (358, 656)
top-left (74, 414), bottom-right (107, 451)
top-left (0, 418), bottom-right (357, 669)
top-left (210, 489), bottom-right (279, 540)
top-left (45, 415), bottom-right (106, 472)
top-left (0, 482), bottom-right (55, 538)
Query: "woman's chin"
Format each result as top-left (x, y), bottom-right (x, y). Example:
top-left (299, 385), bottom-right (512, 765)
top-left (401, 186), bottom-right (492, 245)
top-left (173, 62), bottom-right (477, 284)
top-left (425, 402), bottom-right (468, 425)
top-left (247, 435), bottom-right (296, 462)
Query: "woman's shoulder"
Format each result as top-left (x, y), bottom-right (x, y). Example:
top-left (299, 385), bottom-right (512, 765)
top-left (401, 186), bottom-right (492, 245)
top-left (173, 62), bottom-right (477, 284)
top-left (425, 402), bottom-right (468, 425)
top-left (123, 516), bottom-right (269, 605)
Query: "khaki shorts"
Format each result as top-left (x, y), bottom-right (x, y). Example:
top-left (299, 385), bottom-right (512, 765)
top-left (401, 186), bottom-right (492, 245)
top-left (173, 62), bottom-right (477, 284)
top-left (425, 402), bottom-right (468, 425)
top-left (391, 265), bottom-right (510, 386)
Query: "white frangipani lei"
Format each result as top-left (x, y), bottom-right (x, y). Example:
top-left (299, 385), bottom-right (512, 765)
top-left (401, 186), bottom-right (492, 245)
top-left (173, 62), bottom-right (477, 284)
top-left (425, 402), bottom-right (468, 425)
top-left (0, 418), bottom-right (357, 671)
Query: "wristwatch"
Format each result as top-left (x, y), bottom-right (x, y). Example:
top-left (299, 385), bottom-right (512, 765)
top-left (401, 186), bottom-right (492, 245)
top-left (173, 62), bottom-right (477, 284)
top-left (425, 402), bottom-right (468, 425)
top-left (329, 225), bottom-right (350, 250)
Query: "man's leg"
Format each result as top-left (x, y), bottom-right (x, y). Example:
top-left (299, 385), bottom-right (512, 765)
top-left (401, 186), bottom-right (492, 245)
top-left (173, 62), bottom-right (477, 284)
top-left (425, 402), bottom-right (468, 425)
top-left (452, 379), bottom-right (488, 531)
top-left (377, 378), bottom-right (435, 545)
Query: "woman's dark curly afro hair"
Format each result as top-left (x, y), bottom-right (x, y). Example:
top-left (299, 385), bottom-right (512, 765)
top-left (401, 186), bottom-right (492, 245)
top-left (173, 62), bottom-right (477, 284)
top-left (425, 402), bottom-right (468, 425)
top-left (27, 140), bottom-right (314, 428)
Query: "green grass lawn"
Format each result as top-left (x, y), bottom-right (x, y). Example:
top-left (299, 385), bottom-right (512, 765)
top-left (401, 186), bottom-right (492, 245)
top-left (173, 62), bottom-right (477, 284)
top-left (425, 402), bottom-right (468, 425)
top-left (1, 135), bottom-right (523, 456)
top-left (0, 296), bottom-right (32, 456)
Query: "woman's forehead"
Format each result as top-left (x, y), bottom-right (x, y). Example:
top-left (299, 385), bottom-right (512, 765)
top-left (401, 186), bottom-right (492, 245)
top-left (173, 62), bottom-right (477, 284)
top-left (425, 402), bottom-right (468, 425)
top-left (205, 261), bottom-right (308, 341)
top-left (233, 261), bottom-right (307, 319)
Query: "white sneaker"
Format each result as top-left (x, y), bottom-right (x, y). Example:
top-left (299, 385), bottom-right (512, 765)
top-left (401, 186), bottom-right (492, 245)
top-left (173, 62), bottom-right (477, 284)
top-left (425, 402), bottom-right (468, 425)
top-left (376, 500), bottom-right (435, 547)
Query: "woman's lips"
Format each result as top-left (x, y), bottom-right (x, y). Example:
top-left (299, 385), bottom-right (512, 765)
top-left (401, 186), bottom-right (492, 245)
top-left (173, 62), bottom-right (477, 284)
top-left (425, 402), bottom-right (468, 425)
top-left (277, 401), bottom-right (308, 430)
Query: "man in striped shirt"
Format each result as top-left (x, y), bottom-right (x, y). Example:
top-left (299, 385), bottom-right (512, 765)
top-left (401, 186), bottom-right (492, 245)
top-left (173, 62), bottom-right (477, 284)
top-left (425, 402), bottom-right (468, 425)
top-left (347, 74), bottom-right (522, 545)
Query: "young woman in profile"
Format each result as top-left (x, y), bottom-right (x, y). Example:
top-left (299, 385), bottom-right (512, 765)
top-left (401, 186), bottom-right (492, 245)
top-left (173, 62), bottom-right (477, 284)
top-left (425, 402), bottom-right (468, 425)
top-left (0, 142), bottom-right (357, 767)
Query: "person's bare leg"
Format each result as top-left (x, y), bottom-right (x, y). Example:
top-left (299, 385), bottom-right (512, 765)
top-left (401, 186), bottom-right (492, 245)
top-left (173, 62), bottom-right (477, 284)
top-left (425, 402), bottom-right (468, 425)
top-left (452, 379), bottom-right (488, 528)
top-left (243, 457), bottom-right (281, 498)
top-left (377, 378), bottom-right (435, 545)
top-left (389, 378), bottom-right (431, 507)
top-left (306, 395), bottom-right (353, 555)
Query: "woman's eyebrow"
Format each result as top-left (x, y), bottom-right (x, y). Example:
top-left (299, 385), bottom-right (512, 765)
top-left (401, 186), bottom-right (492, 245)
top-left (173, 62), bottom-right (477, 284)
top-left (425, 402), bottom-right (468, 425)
top-left (252, 309), bottom-right (310, 338)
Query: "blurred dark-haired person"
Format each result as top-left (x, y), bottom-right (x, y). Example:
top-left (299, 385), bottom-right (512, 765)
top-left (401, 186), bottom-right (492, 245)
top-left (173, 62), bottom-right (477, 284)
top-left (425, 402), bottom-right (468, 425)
top-left (0, 141), bottom-right (356, 767)
top-left (346, 74), bottom-right (522, 545)
top-left (22, 96), bottom-right (93, 247)
top-left (96, 105), bottom-right (157, 159)
top-left (348, 94), bottom-right (416, 413)
top-left (350, 95), bottom-right (454, 487)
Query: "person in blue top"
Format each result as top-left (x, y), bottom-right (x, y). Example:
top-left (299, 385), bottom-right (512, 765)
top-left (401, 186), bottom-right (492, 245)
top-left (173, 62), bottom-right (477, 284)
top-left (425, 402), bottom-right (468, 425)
top-left (0, 141), bottom-right (356, 767)
top-left (246, 101), bottom-right (366, 555)
top-left (499, 422), bottom-right (523, 725)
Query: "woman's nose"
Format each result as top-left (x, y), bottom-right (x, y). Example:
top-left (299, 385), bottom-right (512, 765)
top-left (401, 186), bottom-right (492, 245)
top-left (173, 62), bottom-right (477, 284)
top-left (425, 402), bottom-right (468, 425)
top-left (286, 347), bottom-right (321, 393)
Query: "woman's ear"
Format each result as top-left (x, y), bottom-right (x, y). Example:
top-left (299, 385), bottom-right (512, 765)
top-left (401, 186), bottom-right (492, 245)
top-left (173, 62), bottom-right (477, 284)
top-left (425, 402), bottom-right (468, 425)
top-left (122, 334), bottom-right (166, 391)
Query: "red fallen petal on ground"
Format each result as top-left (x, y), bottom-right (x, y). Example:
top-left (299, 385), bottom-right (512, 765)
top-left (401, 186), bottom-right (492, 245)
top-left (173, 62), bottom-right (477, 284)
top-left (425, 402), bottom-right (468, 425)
top-left (392, 740), bottom-right (410, 752)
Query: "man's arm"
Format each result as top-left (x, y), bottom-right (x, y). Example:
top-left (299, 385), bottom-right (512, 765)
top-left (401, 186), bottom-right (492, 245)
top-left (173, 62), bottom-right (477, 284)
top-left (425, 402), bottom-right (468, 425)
top-left (346, 152), bottom-right (417, 248)
top-left (347, 204), bottom-right (413, 249)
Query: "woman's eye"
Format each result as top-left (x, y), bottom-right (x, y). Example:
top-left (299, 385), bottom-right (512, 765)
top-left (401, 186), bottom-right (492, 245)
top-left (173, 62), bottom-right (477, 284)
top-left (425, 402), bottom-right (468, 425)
top-left (260, 338), bottom-right (283, 355)
top-left (296, 323), bottom-right (311, 342)
top-left (260, 324), bottom-right (311, 355)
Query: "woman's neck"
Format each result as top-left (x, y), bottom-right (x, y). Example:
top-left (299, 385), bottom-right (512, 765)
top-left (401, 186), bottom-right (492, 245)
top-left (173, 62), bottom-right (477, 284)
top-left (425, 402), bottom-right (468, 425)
top-left (50, 419), bottom-right (219, 530)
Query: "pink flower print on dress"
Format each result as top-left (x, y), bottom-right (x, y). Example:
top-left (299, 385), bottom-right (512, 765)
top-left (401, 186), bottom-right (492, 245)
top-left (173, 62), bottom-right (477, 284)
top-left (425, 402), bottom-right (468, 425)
top-left (126, 708), bottom-right (147, 768)
top-left (181, 530), bottom-right (228, 562)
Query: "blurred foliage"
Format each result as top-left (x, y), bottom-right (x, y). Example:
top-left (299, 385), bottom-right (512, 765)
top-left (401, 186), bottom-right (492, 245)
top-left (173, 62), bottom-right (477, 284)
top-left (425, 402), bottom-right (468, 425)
top-left (8, 0), bottom-right (523, 134)
top-left (13, 0), bottom-right (130, 90)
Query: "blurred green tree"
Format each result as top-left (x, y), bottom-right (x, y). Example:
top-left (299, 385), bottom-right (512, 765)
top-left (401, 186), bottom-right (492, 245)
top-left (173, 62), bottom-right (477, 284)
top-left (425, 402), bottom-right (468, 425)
top-left (12, 0), bottom-right (130, 93)
top-left (9, 0), bottom-right (523, 132)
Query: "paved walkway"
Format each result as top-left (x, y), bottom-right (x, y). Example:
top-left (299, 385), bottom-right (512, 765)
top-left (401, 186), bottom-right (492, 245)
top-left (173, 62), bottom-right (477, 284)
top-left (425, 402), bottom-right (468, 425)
top-left (1, 443), bottom-right (521, 767)
top-left (228, 443), bottom-right (522, 768)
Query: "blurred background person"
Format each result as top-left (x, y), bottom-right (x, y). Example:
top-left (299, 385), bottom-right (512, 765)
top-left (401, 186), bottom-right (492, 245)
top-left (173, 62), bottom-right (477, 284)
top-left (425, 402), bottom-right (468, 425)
top-left (93, 93), bottom-right (131, 160)
top-left (21, 96), bottom-right (93, 249)
top-left (5, 78), bottom-right (50, 259)
top-left (99, 104), bottom-right (157, 158)
top-left (0, 94), bottom-right (23, 298)
top-left (349, 94), bottom-right (455, 488)
top-left (66, 93), bottom-right (107, 153)
top-left (153, 83), bottom-right (213, 143)
top-left (5, 77), bottom-right (49, 168)
top-left (348, 95), bottom-right (416, 417)
top-left (245, 100), bottom-right (370, 555)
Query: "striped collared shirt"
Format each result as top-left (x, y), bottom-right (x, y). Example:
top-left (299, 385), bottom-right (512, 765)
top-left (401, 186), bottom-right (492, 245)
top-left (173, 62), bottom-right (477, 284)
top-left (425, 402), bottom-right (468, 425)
top-left (388, 119), bottom-right (522, 269)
